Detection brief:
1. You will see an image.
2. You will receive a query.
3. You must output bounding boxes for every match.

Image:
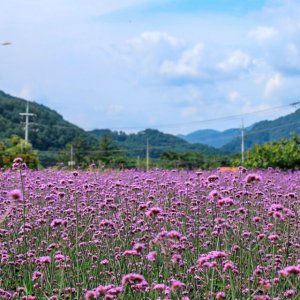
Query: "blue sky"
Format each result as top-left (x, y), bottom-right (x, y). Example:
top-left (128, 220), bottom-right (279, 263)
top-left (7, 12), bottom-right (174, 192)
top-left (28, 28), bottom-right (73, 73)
top-left (1, 0), bottom-right (300, 134)
top-left (134, 0), bottom-right (266, 14)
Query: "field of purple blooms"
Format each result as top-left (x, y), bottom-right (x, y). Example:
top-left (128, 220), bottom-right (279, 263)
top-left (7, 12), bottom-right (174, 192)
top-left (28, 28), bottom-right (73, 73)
top-left (0, 160), bottom-right (299, 299)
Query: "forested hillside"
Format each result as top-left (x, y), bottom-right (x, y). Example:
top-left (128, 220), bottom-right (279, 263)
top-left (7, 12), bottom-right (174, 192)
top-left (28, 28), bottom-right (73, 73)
top-left (221, 108), bottom-right (300, 152)
top-left (89, 128), bottom-right (221, 158)
top-left (0, 91), bottom-right (95, 150)
top-left (2, 90), bottom-right (300, 168)
top-left (0, 91), bottom-right (221, 167)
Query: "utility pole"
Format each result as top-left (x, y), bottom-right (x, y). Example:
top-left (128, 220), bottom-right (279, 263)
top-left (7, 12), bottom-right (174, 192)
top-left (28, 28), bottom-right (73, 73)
top-left (19, 101), bottom-right (35, 144)
top-left (136, 155), bottom-right (140, 170)
top-left (68, 144), bottom-right (75, 169)
top-left (241, 119), bottom-right (245, 164)
top-left (146, 138), bottom-right (149, 171)
top-left (71, 145), bottom-right (74, 165)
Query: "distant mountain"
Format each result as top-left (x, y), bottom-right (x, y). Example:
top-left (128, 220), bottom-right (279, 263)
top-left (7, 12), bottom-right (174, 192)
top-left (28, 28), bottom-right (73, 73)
top-left (0, 91), bottom-right (221, 163)
top-left (180, 108), bottom-right (300, 152)
top-left (179, 128), bottom-right (241, 148)
top-left (89, 128), bottom-right (221, 158)
top-left (221, 108), bottom-right (300, 153)
top-left (0, 90), bottom-right (96, 151)
top-left (3, 89), bottom-right (300, 160)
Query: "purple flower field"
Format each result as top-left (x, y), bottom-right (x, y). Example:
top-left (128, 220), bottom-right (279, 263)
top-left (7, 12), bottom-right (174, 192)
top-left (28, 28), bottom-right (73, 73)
top-left (0, 163), bottom-right (299, 299)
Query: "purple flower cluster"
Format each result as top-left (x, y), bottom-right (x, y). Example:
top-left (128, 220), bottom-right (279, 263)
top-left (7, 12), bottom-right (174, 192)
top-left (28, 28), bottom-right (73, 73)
top-left (0, 168), bottom-right (299, 299)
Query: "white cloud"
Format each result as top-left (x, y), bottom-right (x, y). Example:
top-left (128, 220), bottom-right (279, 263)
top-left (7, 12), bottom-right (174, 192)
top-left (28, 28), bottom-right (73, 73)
top-left (264, 73), bottom-right (283, 97)
top-left (285, 43), bottom-right (300, 67)
top-left (124, 31), bottom-right (183, 77)
top-left (107, 104), bottom-right (124, 114)
top-left (287, 43), bottom-right (299, 57)
top-left (127, 31), bottom-right (181, 48)
top-left (160, 43), bottom-right (204, 77)
top-left (2, 0), bottom-right (300, 134)
top-left (218, 50), bottom-right (252, 73)
top-left (228, 91), bottom-right (240, 103)
top-left (181, 106), bottom-right (198, 118)
top-left (18, 85), bottom-right (33, 100)
top-left (248, 26), bottom-right (277, 41)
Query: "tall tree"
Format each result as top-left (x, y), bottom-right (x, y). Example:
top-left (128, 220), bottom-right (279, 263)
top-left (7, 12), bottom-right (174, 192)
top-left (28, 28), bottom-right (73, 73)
top-left (93, 135), bottom-right (121, 167)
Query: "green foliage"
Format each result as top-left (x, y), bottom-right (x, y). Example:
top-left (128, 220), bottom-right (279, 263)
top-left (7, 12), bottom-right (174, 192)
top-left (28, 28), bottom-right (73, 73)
top-left (58, 136), bottom-right (92, 168)
top-left (0, 135), bottom-right (39, 169)
top-left (0, 91), bottom-right (97, 151)
top-left (1, 91), bottom-right (221, 168)
top-left (89, 129), bottom-right (221, 159)
top-left (96, 135), bottom-right (119, 164)
top-left (91, 135), bottom-right (137, 169)
top-left (57, 135), bottom-right (137, 169)
top-left (91, 135), bottom-right (122, 167)
top-left (244, 133), bottom-right (300, 169)
top-left (160, 150), bottom-right (235, 170)
top-left (160, 150), bottom-right (204, 169)
top-left (222, 108), bottom-right (300, 153)
top-left (7, 90), bottom-right (300, 170)
top-left (37, 151), bottom-right (60, 168)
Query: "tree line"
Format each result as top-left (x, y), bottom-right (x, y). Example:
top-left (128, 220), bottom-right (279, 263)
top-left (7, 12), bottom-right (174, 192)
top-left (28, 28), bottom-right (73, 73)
top-left (2, 133), bottom-right (300, 170)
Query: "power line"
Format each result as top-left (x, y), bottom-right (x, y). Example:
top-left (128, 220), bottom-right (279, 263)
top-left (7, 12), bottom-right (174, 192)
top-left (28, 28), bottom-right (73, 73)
top-left (29, 102), bottom-right (298, 132)
top-left (180, 119), bottom-right (300, 145)
top-left (35, 118), bottom-right (300, 156)
top-left (87, 102), bottom-right (298, 131)
top-left (236, 120), bottom-right (300, 141)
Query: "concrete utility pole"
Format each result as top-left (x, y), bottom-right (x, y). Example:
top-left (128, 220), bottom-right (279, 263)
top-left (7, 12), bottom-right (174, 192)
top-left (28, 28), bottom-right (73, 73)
top-left (68, 145), bottom-right (75, 169)
top-left (146, 138), bottom-right (149, 171)
top-left (71, 145), bottom-right (74, 164)
top-left (19, 101), bottom-right (35, 144)
top-left (241, 119), bottom-right (245, 164)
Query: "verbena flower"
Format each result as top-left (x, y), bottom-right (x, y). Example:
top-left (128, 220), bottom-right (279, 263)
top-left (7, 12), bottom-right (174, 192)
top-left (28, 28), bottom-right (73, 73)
top-left (9, 189), bottom-right (23, 202)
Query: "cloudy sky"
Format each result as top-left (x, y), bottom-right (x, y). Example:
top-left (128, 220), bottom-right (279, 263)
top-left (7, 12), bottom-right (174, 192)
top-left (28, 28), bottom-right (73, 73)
top-left (1, 0), bottom-right (300, 134)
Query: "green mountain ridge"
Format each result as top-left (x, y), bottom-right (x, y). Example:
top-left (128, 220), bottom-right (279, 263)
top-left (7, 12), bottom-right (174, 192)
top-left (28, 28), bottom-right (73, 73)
top-left (0, 91), bottom-right (220, 164)
top-left (0, 90), bottom-right (95, 151)
top-left (89, 128), bottom-right (221, 158)
top-left (180, 109), bottom-right (300, 152)
top-left (2, 90), bottom-right (300, 161)
top-left (221, 109), bottom-right (300, 152)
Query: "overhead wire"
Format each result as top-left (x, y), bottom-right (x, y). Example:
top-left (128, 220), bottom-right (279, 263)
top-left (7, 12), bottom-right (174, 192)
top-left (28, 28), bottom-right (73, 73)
top-left (86, 103), bottom-right (295, 131)
top-left (183, 119), bottom-right (300, 145)
top-left (26, 102), bottom-right (297, 132)
top-left (34, 118), bottom-right (300, 158)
